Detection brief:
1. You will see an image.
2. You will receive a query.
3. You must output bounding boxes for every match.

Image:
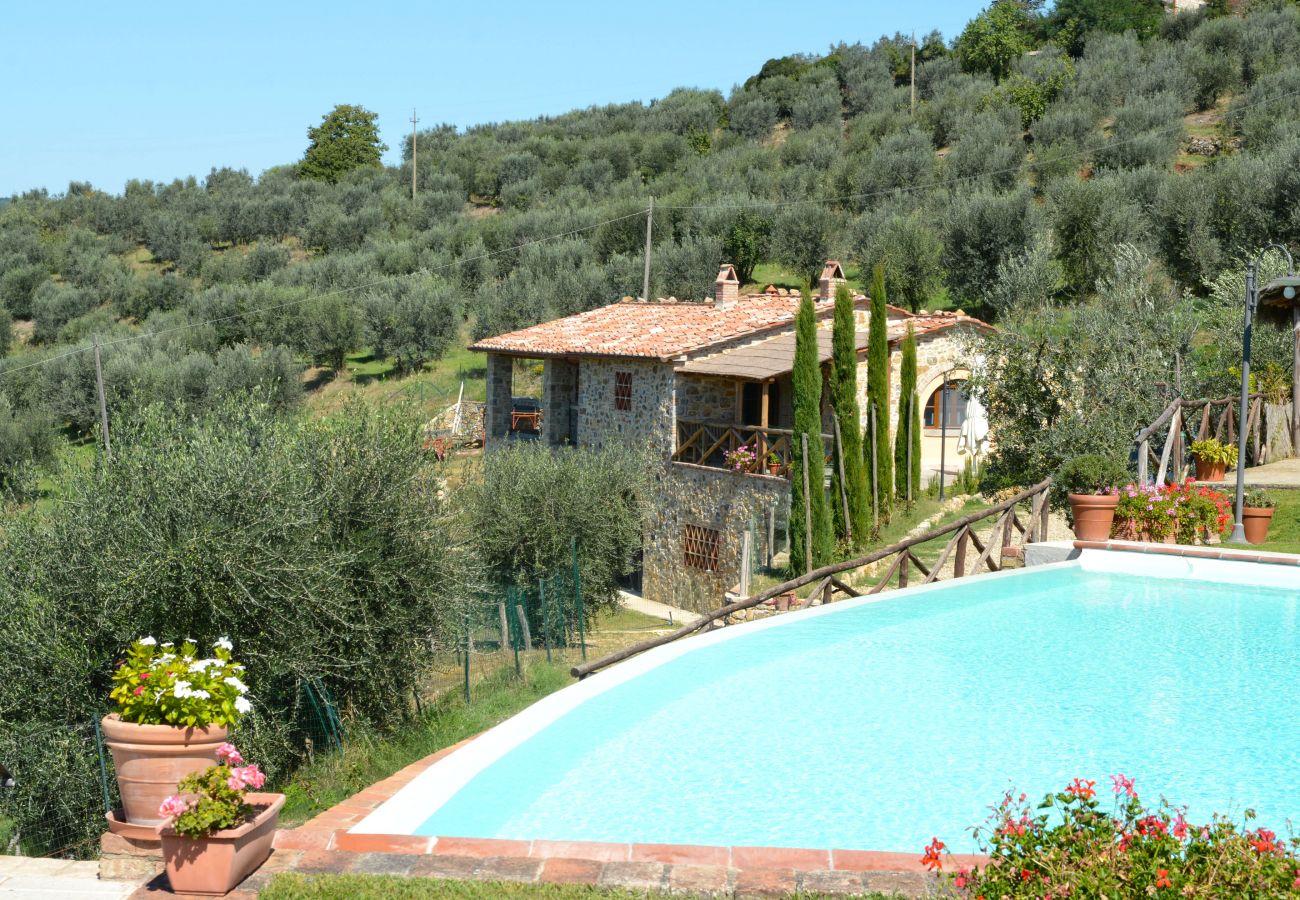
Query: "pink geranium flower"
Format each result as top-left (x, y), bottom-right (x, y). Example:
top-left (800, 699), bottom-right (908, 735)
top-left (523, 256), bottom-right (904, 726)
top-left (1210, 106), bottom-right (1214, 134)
top-left (215, 742), bottom-right (243, 766)
top-left (158, 794), bottom-right (191, 820)
top-left (234, 764), bottom-right (266, 789)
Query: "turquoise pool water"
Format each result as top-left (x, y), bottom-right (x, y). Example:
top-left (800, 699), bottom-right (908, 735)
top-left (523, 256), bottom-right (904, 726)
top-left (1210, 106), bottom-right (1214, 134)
top-left (414, 566), bottom-right (1300, 851)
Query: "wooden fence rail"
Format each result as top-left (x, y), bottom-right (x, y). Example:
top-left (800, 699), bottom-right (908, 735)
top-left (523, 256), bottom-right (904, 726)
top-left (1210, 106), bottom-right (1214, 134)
top-left (672, 420), bottom-right (834, 475)
top-left (1134, 394), bottom-right (1268, 483)
top-left (572, 478), bottom-right (1053, 679)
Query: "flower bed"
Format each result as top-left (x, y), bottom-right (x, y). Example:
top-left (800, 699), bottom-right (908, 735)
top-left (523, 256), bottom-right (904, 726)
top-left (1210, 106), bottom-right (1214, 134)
top-left (1110, 480), bottom-right (1231, 545)
top-left (926, 776), bottom-right (1300, 897)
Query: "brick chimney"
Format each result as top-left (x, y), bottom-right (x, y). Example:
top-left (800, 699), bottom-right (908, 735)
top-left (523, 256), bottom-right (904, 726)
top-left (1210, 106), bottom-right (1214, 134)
top-left (818, 260), bottom-right (846, 301)
top-left (715, 263), bottom-right (740, 308)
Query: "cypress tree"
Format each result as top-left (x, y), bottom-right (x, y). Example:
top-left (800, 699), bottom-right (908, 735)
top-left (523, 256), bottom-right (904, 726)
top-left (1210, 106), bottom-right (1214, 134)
top-left (894, 322), bottom-right (922, 504)
top-left (829, 283), bottom-right (870, 546)
top-left (789, 288), bottom-right (835, 575)
top-left (864, 264), bottom-right (894, 524)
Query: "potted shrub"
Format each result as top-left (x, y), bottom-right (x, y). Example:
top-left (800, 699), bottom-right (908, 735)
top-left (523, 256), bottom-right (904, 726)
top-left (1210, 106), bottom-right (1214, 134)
top-left (1054, 455), bottom-right (1128, 541)
top-left (765, 451), bottom-right (783, 476)
top-left (1242, 488), bottom-right (1276, 545)
top-left (103, 638), bottom-right (252, 826)
top-left (157, 743), bottom-right (283, 896)
top-left (1190, 438), bottom-right (1237, 483)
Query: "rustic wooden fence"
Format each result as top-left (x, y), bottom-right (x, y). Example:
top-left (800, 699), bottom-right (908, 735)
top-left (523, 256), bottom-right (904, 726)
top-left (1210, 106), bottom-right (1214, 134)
top-left (672, 419), bottom-right (833, 474)
top-left (572, 478), bottom-right (1053, 679)
top-left (1133, 393), bottom-right (1267, 483)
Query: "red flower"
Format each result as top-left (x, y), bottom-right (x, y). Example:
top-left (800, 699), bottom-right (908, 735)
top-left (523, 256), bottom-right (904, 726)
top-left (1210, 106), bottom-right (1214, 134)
top-left (1248, 828), bottom-right (1279, 855)
top-left (1136, 814), bottom-right (1168, 837)
top-left (133, 685), bottom-right (145, 696)
top-left (139, 672), bottom-right (150, 680)
top-left (1020, 868), bottom-right (1033, 882)
top-left (919, 837), bottom-right (945, 871)
top-left (1066, 778), bottom-right (1096, 800)
top-left (1156, 869), bottom-right (1172, 889)
top-left (955, 867), bottom-right (971, 889)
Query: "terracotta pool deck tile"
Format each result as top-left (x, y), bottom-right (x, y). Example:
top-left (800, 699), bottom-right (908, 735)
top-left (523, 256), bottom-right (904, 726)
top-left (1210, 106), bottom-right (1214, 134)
top-left (730, 845), bottom-right (831, 870)
top-left (733, 866), bottom-right (799, 897)
top-left (408, 854), bottom-right (480, 879)
top-left (598, 860), bottom-right (668, 891)
top-left (432, 836), bottom-right (533, 858)
top-left (530, 839), bottom-right (630, 861)
top-left (631, 842), bottom-right (730, 866)
top-left (1073, 540), bottom-right (1300, 566)
top-left (538, 856), bottom-right (607, 884)
top-left (862, 870), bottom-right (935, 896)
top-left (330, 833), bottom-right (435, 855)
top-left (667, 863), bottom-right (733, 894)
top-left (472, 855), bottom-right (544, 883)
top-left (293, 849), bottom-right (359, 874)
top-left (273, 828), bottom-right (334, 851)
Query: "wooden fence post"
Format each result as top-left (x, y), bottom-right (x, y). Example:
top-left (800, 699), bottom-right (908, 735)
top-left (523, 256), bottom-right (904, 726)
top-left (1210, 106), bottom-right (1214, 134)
top-left (515, 604), bottom-right (532, 651)
top-left (833, 416), bottom-right (851, 542)
top-left (801, 433), bottom-right (814, 575)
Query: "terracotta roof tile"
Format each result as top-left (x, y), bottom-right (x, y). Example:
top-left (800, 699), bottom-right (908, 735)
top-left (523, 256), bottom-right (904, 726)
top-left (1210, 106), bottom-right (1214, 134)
top-left (469, 294), bottom-right (833, 361)
top-left (469, 296), bottom-right (993, 362)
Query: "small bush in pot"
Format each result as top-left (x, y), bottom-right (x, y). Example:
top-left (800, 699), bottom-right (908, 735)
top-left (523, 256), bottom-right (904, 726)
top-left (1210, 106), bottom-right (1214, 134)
top-left (158, 743), bottom-right (283, 896)
top-left (1189, 438), bottom-right (1237, 482)
top-left (103, 638), bottom-right (251, 826)
top-left (1242, 487), bottom-right (1277, 545)
top-left (1053, 455), bottom-right (1128, 540)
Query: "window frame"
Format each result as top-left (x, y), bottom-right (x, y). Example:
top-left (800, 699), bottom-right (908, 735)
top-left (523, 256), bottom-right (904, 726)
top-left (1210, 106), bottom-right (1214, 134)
top-left (614, 370), bottom-right (633, 411)
top-left (682, 523), bottom-right (723, 573)
top-left (923, 380), bottom-right (968, 430)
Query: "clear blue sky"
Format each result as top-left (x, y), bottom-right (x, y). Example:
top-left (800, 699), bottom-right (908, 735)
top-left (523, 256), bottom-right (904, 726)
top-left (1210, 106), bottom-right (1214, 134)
top-left (0, 1), bottom-right (983, 197)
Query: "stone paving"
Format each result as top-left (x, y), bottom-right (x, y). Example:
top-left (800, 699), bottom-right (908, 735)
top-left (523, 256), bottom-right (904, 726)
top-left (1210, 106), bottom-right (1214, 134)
top-left (0, 857), bottom-right (140, 899)
top-left (1202, 457), bottom-right (1300, 488)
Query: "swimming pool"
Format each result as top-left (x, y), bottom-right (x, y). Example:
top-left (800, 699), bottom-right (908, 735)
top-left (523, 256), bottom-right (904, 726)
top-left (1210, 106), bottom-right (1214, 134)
top-left (355, 551), bottom-right (1300, 853)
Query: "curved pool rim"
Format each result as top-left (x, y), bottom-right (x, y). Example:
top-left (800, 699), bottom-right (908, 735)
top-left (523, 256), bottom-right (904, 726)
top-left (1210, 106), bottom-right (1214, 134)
top-left (352, 547), bottom-right (1300, 848)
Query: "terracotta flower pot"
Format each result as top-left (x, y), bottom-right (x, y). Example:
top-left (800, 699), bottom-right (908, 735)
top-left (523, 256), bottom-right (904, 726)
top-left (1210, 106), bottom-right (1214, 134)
top-left (101, 715), bottom-right (228, 826)
top-left (1242, 506), bottom-right (1274, 545)
top-left (1194, 458), bottom-right (1227, 482)
top-left (766, 462), bottom-right (782, 476)
top-left (1068, 493), bottom-right (1120, 541)
top-left (160, 792), bottom-right (284, 896)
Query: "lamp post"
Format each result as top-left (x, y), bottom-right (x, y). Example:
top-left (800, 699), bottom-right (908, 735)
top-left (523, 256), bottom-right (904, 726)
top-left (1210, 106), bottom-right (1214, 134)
top-left (1228, 245), bottom-right (1295, 544)
top-left (938, 368), bottom-right (956, 501)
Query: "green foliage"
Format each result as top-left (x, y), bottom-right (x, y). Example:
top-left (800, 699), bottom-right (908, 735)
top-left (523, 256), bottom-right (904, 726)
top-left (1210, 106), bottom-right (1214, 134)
top-left (955, 0), bottom-right (1036, 82)
top-left (1048, 0), bottom-right (1165, 46)
top-left (893, 324), bottom-right (922, 502)
top-left (789, 289), bottom-right (835, 573)
top-left (772, 209), bottom-right (831, 288)
top-left (829, 284), bottom-right (870, 546)
top-left (1244, 487), bottom-right (1276, 509)
top-left (1189, 437), bottom-right (1237, 467)
top-left (302, 294), bottom-right (364, 370)
top-left (720, 210), bottom-right (772, 285)
top-left (0, 400), bottom-right (459, 852)
top-left (864, 265), bottom-right (893, 524)
top-left (0, 393), bottom-right (55, 499)
top-left (996, 56), bottom-right (1076, 129)
top-left (854, 212), bottom-right (944, 313)
top-left (1052, 453), bottom-right (1129, 510)
top-left (166, 753), bottom-right (265, 839)
top-left (456, 442), bottom-right (651, 612)
top-left (362, 276), bottom-right (459, 373)
top-left (300, 104), bottom-right (388, 184)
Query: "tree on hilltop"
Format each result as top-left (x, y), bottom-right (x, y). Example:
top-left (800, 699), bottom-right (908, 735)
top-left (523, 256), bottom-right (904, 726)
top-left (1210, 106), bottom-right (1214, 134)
top-left (300, 104), bottom-right (388, 183)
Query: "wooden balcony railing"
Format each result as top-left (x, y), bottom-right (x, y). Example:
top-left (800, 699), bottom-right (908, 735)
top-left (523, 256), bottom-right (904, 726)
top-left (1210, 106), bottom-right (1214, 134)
top-left (672, 419), bottom-right (833, 476)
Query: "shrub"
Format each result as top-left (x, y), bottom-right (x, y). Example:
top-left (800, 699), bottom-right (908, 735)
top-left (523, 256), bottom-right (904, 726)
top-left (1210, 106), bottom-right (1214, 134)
top-left (1052, 454), bottom-right (1128, 509)
top-left (1189, 437), bottom-right (1237, 467)
top-left (456, 441), bottom-right (652, 612)
top-left (161, 743), bottom-right (267, 839)
top-left (934, 778), bottom-right (1300, 897)
top-left (1244, 487), bottom-right (1276, 509)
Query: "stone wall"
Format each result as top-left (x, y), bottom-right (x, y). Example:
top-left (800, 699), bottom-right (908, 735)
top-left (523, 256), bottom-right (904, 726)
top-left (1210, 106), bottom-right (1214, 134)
top-left (677, 374), bottom-right (736, 423)
top-left (485, 353), bottom-right (513, 446)
top-left (543, 358), bottom-right (579, 446)
top-left (576, 358), bottom-right (676, 454)
top-left (642, 463), bottom-right (790, 613)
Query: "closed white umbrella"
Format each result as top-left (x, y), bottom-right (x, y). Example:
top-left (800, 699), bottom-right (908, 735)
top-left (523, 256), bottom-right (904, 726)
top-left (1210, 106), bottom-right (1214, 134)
top-left (957, 393), bottom-right (990, 458)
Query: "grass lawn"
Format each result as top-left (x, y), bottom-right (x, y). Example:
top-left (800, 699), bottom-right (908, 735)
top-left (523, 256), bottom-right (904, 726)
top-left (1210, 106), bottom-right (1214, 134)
top-left (277, 664), bottom-right (572, 827)
top-left (1253, 488), bottom-right (1300, 555)
top-left (261, 873), bottom-right (902, 899)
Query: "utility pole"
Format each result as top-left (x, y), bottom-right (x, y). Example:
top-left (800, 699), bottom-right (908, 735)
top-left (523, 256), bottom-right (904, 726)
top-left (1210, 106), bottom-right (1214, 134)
top-left (93, 335), bottom-right (111, 463)
top-left (642, 196), bottom-right (654, 301)
top-left (410, 108), bottom-right (419, 200)
top-left (910, 32), bottom-right (917, 116)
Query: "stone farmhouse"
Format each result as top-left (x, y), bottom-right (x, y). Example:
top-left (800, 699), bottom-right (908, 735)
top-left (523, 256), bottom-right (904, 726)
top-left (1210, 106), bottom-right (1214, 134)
top-left (471, 262), bottom-right (993, 611)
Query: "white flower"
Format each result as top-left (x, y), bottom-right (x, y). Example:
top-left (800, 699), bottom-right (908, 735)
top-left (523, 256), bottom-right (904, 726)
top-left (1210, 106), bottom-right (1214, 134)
top-left (173, 680), bottom-right (193, 699)
top-left (234, 696), bottom-right (252, 714)
top-left (225, 676), bottom-right (248, 694)
top-left (138, 637), bottom-right (157, 646)
top-left (189, 658), bottom-right (220, 673)
top-left (214, 637), bottom-right (233, 651)
top-left (190, 689), bottom-right (210, 699)
top-left (161, 642), bottom-right (174, 648)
